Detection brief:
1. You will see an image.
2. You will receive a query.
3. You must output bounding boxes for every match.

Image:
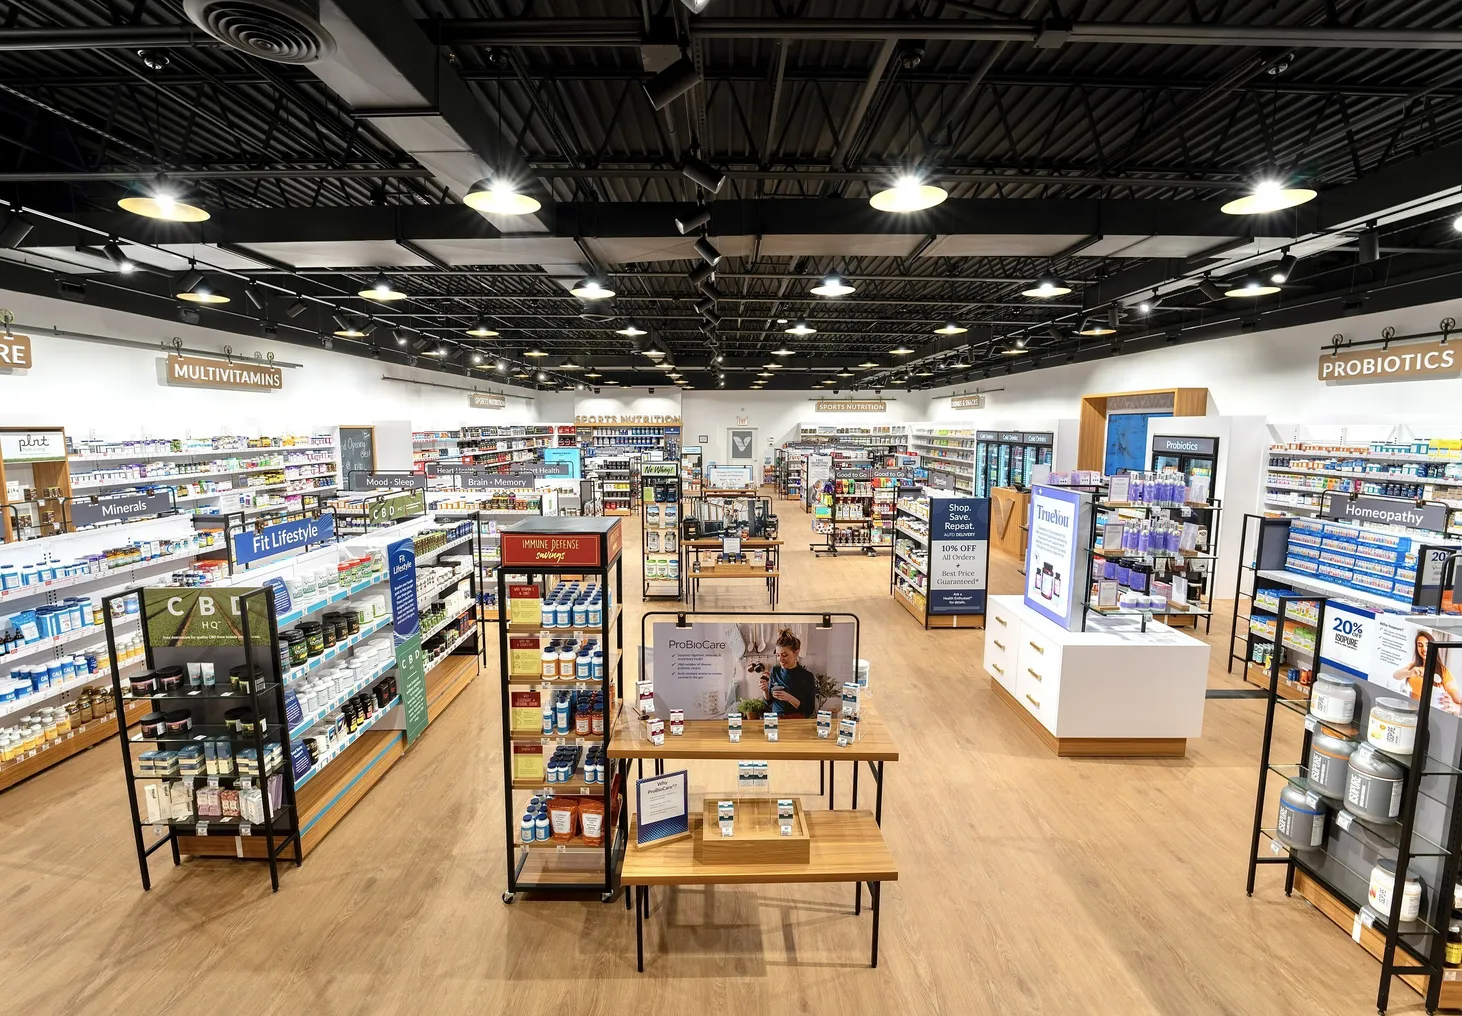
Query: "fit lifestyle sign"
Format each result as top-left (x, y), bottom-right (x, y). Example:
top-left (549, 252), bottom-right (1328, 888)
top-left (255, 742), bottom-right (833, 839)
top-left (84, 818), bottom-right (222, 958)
top-left (950, 394), bottom-right (985, 410)
top-left (814, 399), bottom-right (886, 412)
top-left (0, 331), bottom-right (32, 369)
top-left (164, 354), bottom-right (283, 392)
top-left (1318, 340), bottom-right (1461, 385)
top-left (469, 392), bottom-right (505, 409)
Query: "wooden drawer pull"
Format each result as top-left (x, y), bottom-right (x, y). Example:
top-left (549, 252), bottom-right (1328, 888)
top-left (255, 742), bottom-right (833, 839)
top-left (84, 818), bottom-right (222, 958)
top-left (1026, 667), bottom-right (1042, 682)
top-left (994, 616), bottom-right (1008, 626)
top-left (991, 662), bottom-right (1004, 674)
top-left (1027, 641), bottom-right (1044, 654)
top-left (1025, 693), bottom-right (1041, 709)
top-left (992, 639), bottom-right (1005, 651)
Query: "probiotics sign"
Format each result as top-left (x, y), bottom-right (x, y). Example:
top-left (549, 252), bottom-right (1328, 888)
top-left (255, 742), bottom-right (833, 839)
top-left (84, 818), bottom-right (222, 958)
top-left (928, 496), bottom-right (990, 615)
top-left (1024, 484), bottom-right (1088, 630)
top-left (163, 354), bottom-right (282, 392)
top-left (231, 512), bottom-right (335, 566)
top-left (1319, 340), bottom-right (1461, 385)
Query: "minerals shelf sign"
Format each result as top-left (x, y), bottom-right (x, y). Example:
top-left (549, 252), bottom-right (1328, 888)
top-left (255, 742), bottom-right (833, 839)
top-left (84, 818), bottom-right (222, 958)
top-left (164, 354), bottom-right (283, 392)
top-left (1318, 340), bottom-right (1461, 385)
top-left (814, 399), bottom-right (886, 413)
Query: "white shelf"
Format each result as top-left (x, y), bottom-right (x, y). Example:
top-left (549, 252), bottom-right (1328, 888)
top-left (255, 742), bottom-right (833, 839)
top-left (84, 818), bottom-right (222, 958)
top-left (0, 546), bottom-right (213, 605)
top-left (72, 462), bottom-right (336, 492)
top-left (894, 523), bottom-right (929, 545)
top-left (282, 616), bottom-right (391, 685)
top-left (1255, 568), bottom-right (1408, 612)
top-left (290, 656), bottom-right (398, 740)
top-left (1270, 449), bottom-right (1462, 465)
top-left (1266, 465), bottom-right (1458, 485)
top-left (0, 619), bottom-right (129, 667)
top-left (68, 442), bottom-right (335, 465)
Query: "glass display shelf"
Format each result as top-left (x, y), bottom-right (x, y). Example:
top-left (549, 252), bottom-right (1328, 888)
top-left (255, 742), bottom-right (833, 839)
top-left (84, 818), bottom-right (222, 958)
top-left (130, 765), bottom-right (284, 783)
top-left (139, 807), bottom-right (295, 833)
top-left (121, 683), bottom-right (281, 703)
top-left (129, 727), bottom-right (283, 745)
top-left (1266, 763), bottom-right (1452, 855)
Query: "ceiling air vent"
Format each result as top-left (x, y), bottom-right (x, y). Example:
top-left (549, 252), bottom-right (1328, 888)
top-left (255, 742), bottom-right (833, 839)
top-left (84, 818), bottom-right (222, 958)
top-left (183, 0), bottom-right (336, 63)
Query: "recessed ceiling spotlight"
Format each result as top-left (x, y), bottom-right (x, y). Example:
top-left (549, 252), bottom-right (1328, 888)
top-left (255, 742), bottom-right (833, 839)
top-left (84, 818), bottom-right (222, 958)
top-left (360, 273), bottom-right (407, 301)
top-left (1020, 277), bottom-right (1071, 298)
top-left (571, 277), bottom-right (615, 300)
top-left (1270, 252), bottom-right (1298, 284)
top-left (466, 316), bottom-right (498, 337)
top-left (616, 322), bottom-right (648, 336)
top-left (889, 345), bottom-right (915, 355)
top-left (118, 173), bottom-right (209, 221)
top-left (810, 273), bottom-right (856, 297)
top-left (1221, 178), bottom-right (1317, 215)
top-left (934, 320), bottom-right (966, 335)
top-left (464, 177), bottom-right (541, 216)
top-left (1225, 277), bottom-right (1282, 297)
top-left (784, 321), bottom-right (816, 336)
top-left (869, 173), bottom-right (948, 213)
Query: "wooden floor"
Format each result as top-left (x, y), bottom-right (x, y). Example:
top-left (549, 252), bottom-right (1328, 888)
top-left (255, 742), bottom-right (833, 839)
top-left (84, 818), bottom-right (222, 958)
top-left (0, 505), bottom-right (1416, 1015)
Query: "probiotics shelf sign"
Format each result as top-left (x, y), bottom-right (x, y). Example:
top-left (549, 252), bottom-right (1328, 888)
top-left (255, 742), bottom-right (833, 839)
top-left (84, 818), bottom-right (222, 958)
top-left (232, 512), bottom-right (335, 567)
top-left (1023, 484), bottom-right (1089, 630)
top-left (388, 537), bottom-right (429, 743)
top-left (928, 496), bottom-right (990, 615)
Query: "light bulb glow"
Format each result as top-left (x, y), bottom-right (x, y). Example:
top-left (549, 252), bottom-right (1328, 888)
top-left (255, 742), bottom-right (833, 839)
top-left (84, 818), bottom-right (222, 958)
top-left (464, 179), bottom-right (542, 215)
top-left (1221, 179), bottom-right (1318, 215)
top-left (869, 175), bottom-right (948, 213)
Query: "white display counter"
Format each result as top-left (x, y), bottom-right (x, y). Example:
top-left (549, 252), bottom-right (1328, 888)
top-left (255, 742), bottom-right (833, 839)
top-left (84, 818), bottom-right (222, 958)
top-left (984, 594), bottom-right (1210, 757)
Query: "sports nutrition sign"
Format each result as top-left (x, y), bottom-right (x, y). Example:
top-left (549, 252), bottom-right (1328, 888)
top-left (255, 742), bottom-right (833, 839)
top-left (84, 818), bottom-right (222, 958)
top-left (1318, 340), bottom-right (1461, 385)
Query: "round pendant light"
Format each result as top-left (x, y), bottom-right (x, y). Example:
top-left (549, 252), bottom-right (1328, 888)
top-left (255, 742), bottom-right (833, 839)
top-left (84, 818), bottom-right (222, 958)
top-left (869, 175), bottom-right (948, 213)
top-left (858, 360), bottom-right (881, 368)
top-left (571, 277), bottom-right (615, 300)
top-left (119, 174), bottom-right (209, 222)
top-left (889, 344), bottom-right (916, 355)
top-left (771, 346), bottom-right (796, 356)
top-left (524, 346), bottom-right (548, 357)
top-left (466, 317), bottom-right (499, 337)
top-left (1221, 180), bottom-right (1317, 215)
top-left (464, 178), bottom-right (542, 216)
top-left (359, 273), bottom-right (407, 301)
top-left (810, 273), bottom-right (856, 297)
top-left (1021, 277), bottom-right (1071, 298)
top-left (176, 274), bottom-right (229, 304)
top-left (1224, 277), bottom-right (1282, 298)
top-left (784, 321), bottom-right (816, 336)
top-left (333, 319), bottom-right (367, 338)
top-left (933, 321), bottom-right (967, 335)
top-left (1076, 318), bottom-right (1116, 336)
top-left (616, 322), bottom-right (648, 337)
top-left (560, 358), bottom-right (582, 371)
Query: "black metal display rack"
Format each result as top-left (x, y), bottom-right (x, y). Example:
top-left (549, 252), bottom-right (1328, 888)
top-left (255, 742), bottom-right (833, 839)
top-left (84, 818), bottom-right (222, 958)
top-left (1079, 497), bottom-right (1220, 633)
top-left (812, 466), bottom-right (875, 557)
top-left (640, 461), bottom-right (682, 600)
top-left (496, 517), bottom-right (628, 902)
top-left (1245, 592), bottom-right (1462, 1015)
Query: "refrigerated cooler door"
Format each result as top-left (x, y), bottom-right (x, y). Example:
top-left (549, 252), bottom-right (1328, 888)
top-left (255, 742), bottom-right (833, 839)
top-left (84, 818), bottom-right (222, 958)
top-left (1152, 453), bottom-right (1182, 472)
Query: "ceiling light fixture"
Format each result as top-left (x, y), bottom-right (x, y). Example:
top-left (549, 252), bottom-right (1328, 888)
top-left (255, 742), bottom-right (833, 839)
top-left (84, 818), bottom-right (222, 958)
top-left (395, 330), bottom-right (408, 346)
top-left (837, 370), bottom-right (854, 377)
top-left (682, 153), bottom-right (725, 193)
top-left (360, 273), bottom-right (407, 301)
top-left (537, 371), bottom-right (548, 382)
top-left (643, 343), bottom-right (666, 359)
top-left (1270, 252), bottom-right (1298, 284)
top-left (472, 352), bottom-right (483, 364)
top-left (688, 263), bottom-right (716, 288)
top-left (464, 177), bottom-right (541, 216)
top-left (784, 321), bottom-right (815, 336)
top-left (757, 371), bottom-right (774, 378)
top-left (1221, 179), bottom-right (1317, 215)
top-left (616, 322), bottom-right (648, 336)
top-left (889, 344), bottom-right (915, 355)
top-left (772, 346), bottom-right (796, 356)
top-left (332, 317), bottom-right (367, 339)
top-left (571, 277), bottom-right (615, 300)
top-left (102, 242), bottom-right (136, 274)
top-left (810, 273), bottom-right (855, 297)
top-left (497, 360), bottom-right (508, 372)
top-left (858, 360), bottom-right (880, 368)
top-left (1197, 278), bottom-right (1225, 302)
top-left (693, 236), bottom-right (722, 265)
top-left (914, 368), bottom-right (935, 376)
top-left (1076, 314), bottom-right (1116, 336)
top-left (585, 371), bottom-right (602, 378)
top-left (1225, 277), bottom-right (1281, 297)
top-left (934, 320), bottom-right (966, 335)
top-left (176, 273), bottom-right (229, 304)
top-left (285, 298), bottom-right (308, 318)
top-left (1021, 277), bottom-right (1071, 298)
top-left (559, 358), bottom-right (582, 370)
top-left (643, 56), bottom-right (700, 111)
top-left (675, 206), bottom-right (712, 234)
top-left (869, 174), bottom-right (948, 213)
top-left (118, 173), bottom-right (209, 221)
top-left (466, 316), bottom-right (499, 337)
top-left (525, 346), bottom-right (548, 357)
top-left (698, 280), bottom-right (723, 301)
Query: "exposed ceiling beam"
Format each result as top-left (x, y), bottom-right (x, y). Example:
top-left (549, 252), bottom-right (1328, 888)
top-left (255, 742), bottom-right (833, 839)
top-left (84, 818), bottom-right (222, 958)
top-left (0, 167), bottom-right (433, 182)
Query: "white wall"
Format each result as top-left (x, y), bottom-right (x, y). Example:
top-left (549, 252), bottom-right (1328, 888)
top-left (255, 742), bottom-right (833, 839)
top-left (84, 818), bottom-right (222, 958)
top-left (0, 287), bottom-right (568, 437)
top-left (682, 391), bottom-right (926, 466)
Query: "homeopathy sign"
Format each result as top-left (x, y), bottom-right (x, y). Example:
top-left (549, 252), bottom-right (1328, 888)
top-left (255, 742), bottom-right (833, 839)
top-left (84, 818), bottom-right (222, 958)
top-left (1318, 340), bottom-right (1461, 385)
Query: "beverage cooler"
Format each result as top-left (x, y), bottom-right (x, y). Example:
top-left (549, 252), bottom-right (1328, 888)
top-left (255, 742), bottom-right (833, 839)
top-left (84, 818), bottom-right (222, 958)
top-left (1150, 435), bottom-right (1219, 494)
top-left (974, 431), bottom-right (1054, 498)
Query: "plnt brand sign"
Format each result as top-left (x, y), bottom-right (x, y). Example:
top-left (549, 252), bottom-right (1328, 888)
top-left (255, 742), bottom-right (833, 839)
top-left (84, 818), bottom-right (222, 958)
top-left (500, 533), bottom-right (603, 568)
top-left (468, 392), bottom-right (505, 409)
top-left (814, 399), bottom-right (887, 412)
top-left (232, 513), bottom-right (335, 566)
top-left (1322, 492), bottom-right (1451, 532)
top-left (950, 394), bottom-right (985, 410)
top-left (1318, 340), bottom-right (1462, 385)
top-left (71, 492), bottom-right (173, 528)
top-left (164, 354), bottom-right (283, 392)
top-left (0, 331), bottom-right (32, 369)
top-left (0, 430), bottom-right (65, 463)
top-left (1153, 435), bottom-right (1218, 456)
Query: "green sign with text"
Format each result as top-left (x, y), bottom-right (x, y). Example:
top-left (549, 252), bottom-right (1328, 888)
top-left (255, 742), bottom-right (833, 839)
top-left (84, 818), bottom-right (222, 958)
top-left (366, 489), bottom-right (425, 526)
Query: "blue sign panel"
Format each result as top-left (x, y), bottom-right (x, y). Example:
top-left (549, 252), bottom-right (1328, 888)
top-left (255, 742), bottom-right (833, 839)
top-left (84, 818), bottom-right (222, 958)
top-left (928, 496), bottom-right (990, 615)
top-left (232, 512), bottom-right (335, 566)
top-left (387, 538), bottom-right (420, 640)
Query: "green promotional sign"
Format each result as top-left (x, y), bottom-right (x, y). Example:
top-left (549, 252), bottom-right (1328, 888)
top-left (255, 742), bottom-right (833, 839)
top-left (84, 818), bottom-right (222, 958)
top-left (143, 588), bottom-right (272, 647)
top-left (366, 489), bottom-right (426, 526)
top-left (396, 632), bottom-right (429, 743)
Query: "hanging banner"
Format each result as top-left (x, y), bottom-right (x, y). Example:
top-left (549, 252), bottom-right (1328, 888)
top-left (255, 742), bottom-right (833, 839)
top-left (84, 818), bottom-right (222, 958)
top-left (232, 512), bottom-right (335, 566)
top-left (163, 354), bottom-right (282, 392)
top-left (365, 489), bottom-right (425, 526)
top-left (0, 331), bottom-right (32, 369)
top-left (456, 473), bottom-right (534, 490)
top-left (387, 537), bottom-right (429, 743)
top-left (928, 497), bottom-right (990, 615)
top-left (142, 588), bottom-right (271, 647)
top-left (949, 395), bottom-right (985, 410)
top-left (469, 392), bottom-right (506, 409)
top-left (1319, 340), bottom-right (1461, 385)
top-left (1321, 492), bottom-right (1450, 532)
top-left (71, 491), bottom-right (174, 527)
top-left (815, 399), bottom-right (886, 412)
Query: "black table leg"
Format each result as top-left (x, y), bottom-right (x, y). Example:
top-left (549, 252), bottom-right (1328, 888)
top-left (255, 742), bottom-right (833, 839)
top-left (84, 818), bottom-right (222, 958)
top-left (853, 762), bottom-right (859, 809)
top-left (643, 886), bottom-right (651, 916)
top-left (625, 885), bottom-right (632, 910)
top-left (854, 880), bottom-right (862, 915)
top-left (635, 887), bottom-right (644, 972)
top-left (871, 881), bottom-right (881, 967)
top-left (875, 761), bottom-right (884, 826)
top-left (819, 759), bottom-right (825, 797)
top-left (828, 760), bottom-right (835, 810)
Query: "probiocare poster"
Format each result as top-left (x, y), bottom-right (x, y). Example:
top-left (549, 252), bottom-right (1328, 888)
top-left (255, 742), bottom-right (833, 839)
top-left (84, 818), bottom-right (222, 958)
top-left (1023, 484), bottom-right (1090, 630)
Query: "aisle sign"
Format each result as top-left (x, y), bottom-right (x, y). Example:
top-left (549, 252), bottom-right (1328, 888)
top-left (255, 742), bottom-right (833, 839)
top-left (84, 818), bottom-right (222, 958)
top-left (164, 354), bottom-right (282, 392)
top-left (387, 537), bottom-right (429, 744)
top-left (814, 399), bottom-right (886, 412)
top-left (950, 394), bottom-right (985, 410)
top-left (468, 392), bottom-right (506, 409)
top-left (350, 471), bottom-right (427, 492)
top-left (0, 330), bottom-right (32, 369)
top-left (1319, 339), bottom-right (1462, 385)
top-left (928, 496), bottom-right (990, 615)
top-left (1024, 484), bottom-right (1090, 630)
top-left (366, 489), bottom-right (425, 526)
top-left (232, 512), bottom-right (334, 566)
top-left (71, 491), bottom-right (173, 527)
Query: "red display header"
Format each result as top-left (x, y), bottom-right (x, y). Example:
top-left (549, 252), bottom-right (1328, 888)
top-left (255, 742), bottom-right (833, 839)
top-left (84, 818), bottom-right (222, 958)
top-left (501, 532), bottom-right (602, 568)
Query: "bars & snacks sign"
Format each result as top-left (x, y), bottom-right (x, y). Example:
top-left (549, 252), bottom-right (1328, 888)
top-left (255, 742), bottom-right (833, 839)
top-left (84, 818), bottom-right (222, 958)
top-left (1318, 340), bottom-right (1461, 385)
top-left (163, 354), bottom-right (283, 392)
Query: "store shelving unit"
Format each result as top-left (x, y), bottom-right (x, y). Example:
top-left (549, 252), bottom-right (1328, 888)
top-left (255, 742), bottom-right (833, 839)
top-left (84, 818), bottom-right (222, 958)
top-left (974, 431), bottom-right (1054, 498)
top-left (591, 455), bottom-right (636, 515)
top-left (1, 426), bottom-right (72, 543)
top-left (776, 448), bottom-right (807, 501)
top-left (1245, 594), bottom-right (1462, 1014)
top-left (416, 425), bottom-right (564, 476)
top-left (495, 517), bottom-right (626, 902)
top-left (910, 427), bottom-right (975, 495)
top-left (641, 461), bottom-right (681, 599)
top-left (890, 496), bottom-right (930, 623)
top-left (813, 467), bottom-right (878, 557)
top-left (681, 446), bottom-right (703, 499)
top-left (796, 424), bottom-right (908, 451)
top-left (1265, 441), bottom-right (1462, 535)
top-left (1081, 498), bottom-right (1218, 633)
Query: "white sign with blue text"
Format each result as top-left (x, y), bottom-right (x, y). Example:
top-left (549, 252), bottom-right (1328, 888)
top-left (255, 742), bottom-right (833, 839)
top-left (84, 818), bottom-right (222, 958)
top-left (1024, 485), bottom-right (1089, 630)
top-left (232, 513), bottom-right (335, 566)
top-left (1319, 601), bottom-right (1381, 679)
top-left (928, 496), bottom-right (990, 615)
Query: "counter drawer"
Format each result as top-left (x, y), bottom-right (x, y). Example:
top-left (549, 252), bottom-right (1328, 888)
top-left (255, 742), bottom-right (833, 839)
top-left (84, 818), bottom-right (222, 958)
top-left (984, 626), bottom-right (1017, 692)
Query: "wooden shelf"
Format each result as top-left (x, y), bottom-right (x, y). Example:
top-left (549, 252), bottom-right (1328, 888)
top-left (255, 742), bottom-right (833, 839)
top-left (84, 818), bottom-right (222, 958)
top-left (609, 706), bottom-right (899, 762)
top-left (0, 698), bottom-right (148, 792)
top-left (893, 583), bottom-right (925, 623)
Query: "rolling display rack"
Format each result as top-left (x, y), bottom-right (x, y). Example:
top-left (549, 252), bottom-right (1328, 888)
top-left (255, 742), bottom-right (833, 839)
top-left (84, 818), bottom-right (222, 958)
top-left (812, 466), bottom-right (877, 557)
top-left (641, 461), bottom-right (682, 600)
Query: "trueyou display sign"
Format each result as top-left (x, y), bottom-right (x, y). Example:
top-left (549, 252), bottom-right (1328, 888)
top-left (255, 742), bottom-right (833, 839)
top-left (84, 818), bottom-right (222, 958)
top-left (1023, 484), bottom-right (1091, 630)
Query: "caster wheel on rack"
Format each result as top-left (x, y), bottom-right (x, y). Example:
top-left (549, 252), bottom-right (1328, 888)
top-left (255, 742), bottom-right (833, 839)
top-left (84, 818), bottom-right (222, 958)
top-left (502, 892), bottom-right (516, 904)
top-left (601, 891), bottom-right (614, 903)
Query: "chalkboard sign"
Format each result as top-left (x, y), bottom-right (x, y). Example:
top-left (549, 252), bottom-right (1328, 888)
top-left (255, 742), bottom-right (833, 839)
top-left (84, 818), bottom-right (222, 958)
top-left (339, 426), bottom-right (375, 480)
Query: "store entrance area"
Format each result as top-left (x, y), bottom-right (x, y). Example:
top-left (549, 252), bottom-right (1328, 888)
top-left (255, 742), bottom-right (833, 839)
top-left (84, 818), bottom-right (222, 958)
top-left (1, 510), bottom-right (1371, 1015)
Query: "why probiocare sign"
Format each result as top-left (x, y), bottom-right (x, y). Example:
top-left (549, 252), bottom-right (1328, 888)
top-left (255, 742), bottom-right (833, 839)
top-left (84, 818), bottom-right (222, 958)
top-left (1318, 340), bottom-right (1461, 385)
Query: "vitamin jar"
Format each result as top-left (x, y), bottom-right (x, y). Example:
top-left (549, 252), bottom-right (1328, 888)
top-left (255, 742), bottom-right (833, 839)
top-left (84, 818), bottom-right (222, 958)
top-left (1310, 672), bottom-right (1358, 725)
top-left (1306, 733), bottom-right (1355, 800)
top-left (1346, 743), bottom-right (1406, 823)
top-left (1369, 859), bottom-right (1425, 923)
top-left (1368, 697), bottom-right (1419, 756)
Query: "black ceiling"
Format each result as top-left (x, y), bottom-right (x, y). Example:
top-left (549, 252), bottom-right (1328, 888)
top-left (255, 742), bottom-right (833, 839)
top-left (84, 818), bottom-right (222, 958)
top-left (2, 0), bottom-right (1462, 391)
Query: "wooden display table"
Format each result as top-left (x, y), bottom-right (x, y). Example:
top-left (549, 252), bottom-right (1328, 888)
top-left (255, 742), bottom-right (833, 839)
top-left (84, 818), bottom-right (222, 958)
top-left (990, 486), bottom-right (1029, 560)
top-left (681, 537), bottom-right (782, 608)
top-left (622, 810), bottom-right (897, 970)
